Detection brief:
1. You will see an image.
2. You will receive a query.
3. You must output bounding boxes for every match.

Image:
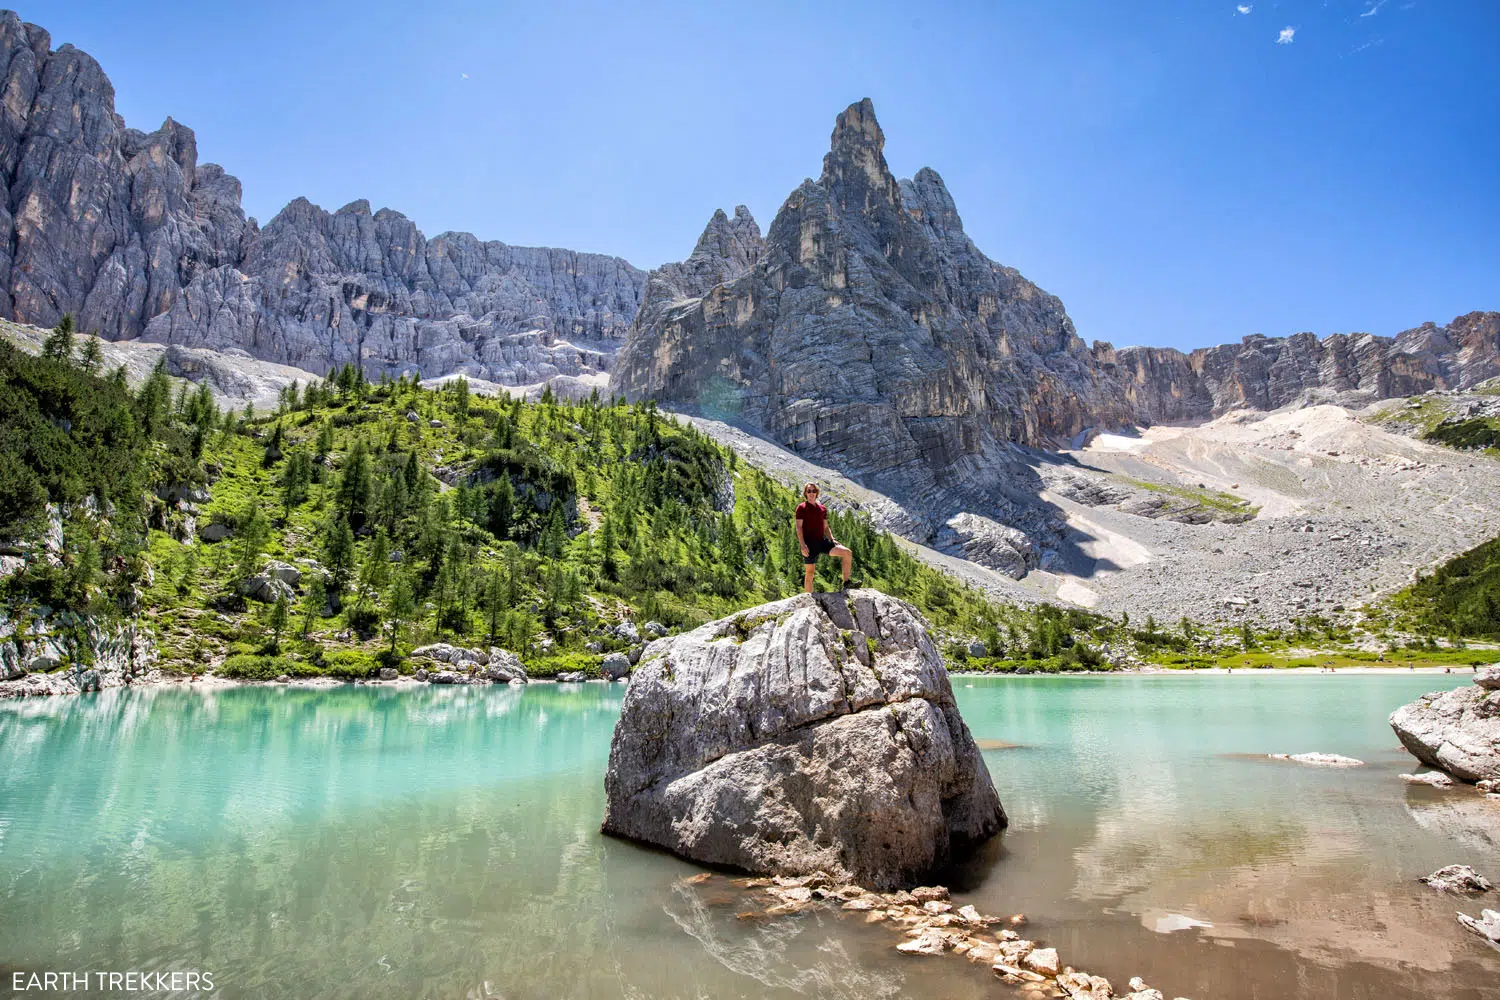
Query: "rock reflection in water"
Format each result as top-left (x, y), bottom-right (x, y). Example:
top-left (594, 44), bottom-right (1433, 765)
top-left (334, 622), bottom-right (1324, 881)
top-left (661, 881), bottom-right (905, 1000)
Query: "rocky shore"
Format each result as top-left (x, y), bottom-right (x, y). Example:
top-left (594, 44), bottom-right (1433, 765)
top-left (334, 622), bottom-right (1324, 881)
top-left (683, 870), bottom-right (1192, 1000)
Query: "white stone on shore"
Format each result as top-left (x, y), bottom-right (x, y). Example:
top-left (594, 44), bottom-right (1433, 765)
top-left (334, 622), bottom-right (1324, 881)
top-left (1402, 771), bottom-right (1456, 788)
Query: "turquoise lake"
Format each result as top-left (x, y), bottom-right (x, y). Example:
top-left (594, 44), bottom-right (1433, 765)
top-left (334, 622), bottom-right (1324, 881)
top-left (2, 674), bottom-right (1496, 999)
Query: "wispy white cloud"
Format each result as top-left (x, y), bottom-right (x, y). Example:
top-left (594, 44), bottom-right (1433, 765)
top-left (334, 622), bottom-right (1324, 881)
top-left (1276, 25), bottom-right (1296, 44)
top-left (1236, 4), bottom-right (1253, 13)
top-left (1349, 37), bottom-right (1384, 53)
top-left (1360, 0), bottom-right (1388, 16)
top-left (460, 73), bottom-right (469, 79)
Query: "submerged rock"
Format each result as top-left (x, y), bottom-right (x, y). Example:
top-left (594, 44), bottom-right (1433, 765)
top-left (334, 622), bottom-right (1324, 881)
top-left (1391, 667), bottom-right (1500, 782)
top-left (1268, 752), bottom-right (1365, 767)
top-left (1458, 907), bottom-right (1500, 945)
top-left (1421, 864), bottom-right (1493, 894)
top-left (601, 590), bottom-right (1005, 890)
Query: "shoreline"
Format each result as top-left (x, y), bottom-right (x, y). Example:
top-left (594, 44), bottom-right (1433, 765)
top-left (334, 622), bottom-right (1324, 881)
top-left (952, 664), bottom-right (1480, 677)
top-left (3, 663), bottom-right (1480, 702)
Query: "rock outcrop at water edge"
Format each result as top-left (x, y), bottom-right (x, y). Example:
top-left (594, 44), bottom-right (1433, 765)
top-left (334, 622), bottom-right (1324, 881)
top-left (1390, 666), bottom-right (1500, 782)
top-left (600, 589), bottom-right (1005, 890)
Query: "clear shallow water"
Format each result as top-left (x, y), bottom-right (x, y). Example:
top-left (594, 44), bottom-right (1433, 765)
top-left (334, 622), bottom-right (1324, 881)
top-left (1, 675), bottom-right (1496, 1000)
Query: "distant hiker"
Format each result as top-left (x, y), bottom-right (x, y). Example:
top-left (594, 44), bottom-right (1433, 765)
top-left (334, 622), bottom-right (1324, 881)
top-left (795, 483), bottom-right (858, 593)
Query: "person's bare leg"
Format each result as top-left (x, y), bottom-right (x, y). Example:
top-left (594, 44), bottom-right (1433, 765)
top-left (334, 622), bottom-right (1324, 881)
top-left (833, 545), bottom-right (853, 582)
top-left (804, 563), bottom-right (816, 593)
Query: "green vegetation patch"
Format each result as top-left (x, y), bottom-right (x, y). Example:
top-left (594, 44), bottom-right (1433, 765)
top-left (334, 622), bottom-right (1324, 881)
top-left (1424, 417), bottom-right (1500, 453)
top-left (1390, 535), bottom-right (1500, 639)
top-left (1, 319), bottom-right (1124, 680)
top-left (1123, 477), bottom-right (1260, 519)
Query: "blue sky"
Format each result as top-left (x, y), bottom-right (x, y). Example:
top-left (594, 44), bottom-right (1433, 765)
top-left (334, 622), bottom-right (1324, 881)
top-left (25, 0), bottom-right (1499, 350)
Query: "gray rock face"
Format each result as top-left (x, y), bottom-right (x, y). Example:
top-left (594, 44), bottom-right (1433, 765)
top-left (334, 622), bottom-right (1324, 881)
top-left (144, 197), bottom-right (646, 383)
top-left (936, 513), bottom-right (1038, 579)
top-left (601, 589), bottom-right (1005, 889)
top-left (600, 651), bottom-right (631, 680)
top-left (613, 99), bottom-right (1128, 507)
top-left (0, 13), bottom-right (643, 386)
top-left (1391, 670), bottom-right (1500, 782)
top-left (0, 617), bottom-right (155, 699)
top-left (0, 20), bottom-right (1493, 426)
top-left (613, 98), bottom-right (1500, 515)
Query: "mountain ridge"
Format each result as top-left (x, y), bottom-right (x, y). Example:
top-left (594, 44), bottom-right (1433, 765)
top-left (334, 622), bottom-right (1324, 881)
top-left (614, 98), bottom-right (1499, 461)
top-left (0, 17), bottom-right (1492, 423)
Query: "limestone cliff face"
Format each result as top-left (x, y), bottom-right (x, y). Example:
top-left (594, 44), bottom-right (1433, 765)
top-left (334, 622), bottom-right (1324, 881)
top-left (614, 98), bottom-right (1500, 480)
top-left (144, 196), bottom-right (646, 382)
top-left (0, 12), bottom-right (644, 382)
top-left (613, 99), bottom-right (1139, 502)
top-left (0, 14), bottom-right (1494, 413)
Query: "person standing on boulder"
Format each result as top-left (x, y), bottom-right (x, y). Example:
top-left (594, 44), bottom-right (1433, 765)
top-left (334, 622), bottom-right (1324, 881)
top-left (796, 483), bottom-right (858, 592)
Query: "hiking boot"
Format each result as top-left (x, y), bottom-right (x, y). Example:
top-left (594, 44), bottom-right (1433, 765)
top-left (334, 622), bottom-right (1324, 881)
top-left (841, 577), bottom-right (863, 592)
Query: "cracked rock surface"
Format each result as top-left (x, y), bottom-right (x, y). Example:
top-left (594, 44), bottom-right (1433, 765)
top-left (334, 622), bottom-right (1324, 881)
top-left (1391, 668), bottom-right (1500, 782)
top-left (601, 590), bottom-right (1004, 889)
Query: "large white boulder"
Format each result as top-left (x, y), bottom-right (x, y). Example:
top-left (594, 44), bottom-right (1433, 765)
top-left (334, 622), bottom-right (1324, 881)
top-left (601, 590), bottom-right (1005, 889)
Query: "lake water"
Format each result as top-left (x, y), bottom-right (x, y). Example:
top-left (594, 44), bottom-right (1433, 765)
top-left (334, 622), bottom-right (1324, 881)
top-left (1, 675), bottom-right (1496, 1000)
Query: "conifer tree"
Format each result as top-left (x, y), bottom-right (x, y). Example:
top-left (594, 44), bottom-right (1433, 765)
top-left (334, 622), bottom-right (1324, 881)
top-left (356, 528), bottom-right (392, 613)
top-left (337, 437), bottom-right (373, 525)
top-left (267, 592), bottom-right (289, 651)
top-left (78, 335), bottom-right (103, 374)
top-left (41, 314), bottom-right (76, 362)
top-left (315, 420), bottom-right (334, 458)
top-left (452, 376), bottom-right (470, 421)
top-left (386, 572), bottom-right (416, 655)
top-left (301, 574), bottom-right (328, 636)
top-left (323, 515), bottom-right (356, 593)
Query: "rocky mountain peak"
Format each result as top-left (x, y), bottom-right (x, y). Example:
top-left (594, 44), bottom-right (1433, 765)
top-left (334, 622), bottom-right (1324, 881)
top-left (689, 205), bottom-right (762, 273)
top-left (820, 97), bottom-right (903, 218)
top-left (900, 167), bottom-right (964, 238)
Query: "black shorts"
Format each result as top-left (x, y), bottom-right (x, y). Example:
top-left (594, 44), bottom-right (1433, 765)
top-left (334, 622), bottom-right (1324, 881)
top-left (803, 537), bottom-right (837, 564)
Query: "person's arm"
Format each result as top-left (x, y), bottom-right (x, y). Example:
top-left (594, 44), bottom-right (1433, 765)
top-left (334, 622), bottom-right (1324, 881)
top-left (795, 512), bottom-right (808, 555)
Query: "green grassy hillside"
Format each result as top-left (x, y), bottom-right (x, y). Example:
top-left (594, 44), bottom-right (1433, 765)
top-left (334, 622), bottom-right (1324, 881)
top-left (1391, 535), bottom-right (1500, 639)
top-left (2, 321), bottom-right (1119, 677)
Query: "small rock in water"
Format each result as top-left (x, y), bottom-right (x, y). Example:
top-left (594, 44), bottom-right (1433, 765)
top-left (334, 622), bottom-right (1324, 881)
top-left (896, 928), bottom-right (950, 956)
top-left (910, 885), bottom-right (950, 903)
top-left (1421, 865), bottom-right (1493, 894)
top-left (1021, 947), bottom-right (1061, 977)
top-left (921, 900), bottom-right (953, 914)
top-left (1458, 907), bottom-right (1500, 943)
top-left (1269, 752), bottom-right (1364, 767)
top-left (1402, 771), bottom-right (1455, 788)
